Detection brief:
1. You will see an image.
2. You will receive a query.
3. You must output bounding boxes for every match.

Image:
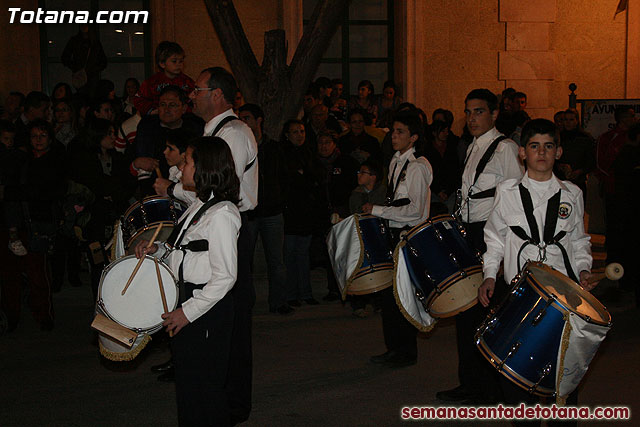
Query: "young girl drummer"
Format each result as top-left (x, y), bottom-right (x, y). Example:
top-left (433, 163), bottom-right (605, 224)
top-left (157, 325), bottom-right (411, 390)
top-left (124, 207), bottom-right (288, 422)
top-left (478, 119), bottom-right (596, 426)
top-left (135, 136), bottom-right (241, 426)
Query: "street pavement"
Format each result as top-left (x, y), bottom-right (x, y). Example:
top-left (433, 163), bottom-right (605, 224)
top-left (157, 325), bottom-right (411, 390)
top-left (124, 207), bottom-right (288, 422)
top-left (0, 242), bottom-right (637, 426)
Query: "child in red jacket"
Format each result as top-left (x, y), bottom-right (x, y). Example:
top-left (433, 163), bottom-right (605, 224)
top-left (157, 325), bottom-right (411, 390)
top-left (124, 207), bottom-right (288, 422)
top-left (134, 41), bottom-right (195, 116)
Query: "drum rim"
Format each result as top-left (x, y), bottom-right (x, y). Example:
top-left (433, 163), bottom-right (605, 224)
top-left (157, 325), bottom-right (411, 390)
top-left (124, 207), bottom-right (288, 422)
top-left (524, 262), bottom-right (611, 327)
top-left (125, 220), bottom-right (176, 248)
top-left (425, 266), bottom-right (482, 318)
top-left (123, 196), bottom-right (187, 219)
top-left (476, 337), bottom-right (555, 397)
top-left (402, 214), bottom-right (456, 241)
top-left (97, 254), bottom-right (178, 332)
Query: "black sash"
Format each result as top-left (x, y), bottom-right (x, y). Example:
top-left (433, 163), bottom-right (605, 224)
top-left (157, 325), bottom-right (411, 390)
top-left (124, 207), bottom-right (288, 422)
top-left (212, 115), bottom-right (256, 172)
top-left (509, 184), bottom-right (578, 282)
top-left (464, 135), bottom-right (507, 200)
top-left (385, 159), bottom-right (410, 206)
top-left (166, 199), bottom-right (218, 303)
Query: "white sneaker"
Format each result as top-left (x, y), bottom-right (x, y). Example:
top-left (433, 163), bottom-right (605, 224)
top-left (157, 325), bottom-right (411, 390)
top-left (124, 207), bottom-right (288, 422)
top-left (8, 240), bottom-right (28, 256)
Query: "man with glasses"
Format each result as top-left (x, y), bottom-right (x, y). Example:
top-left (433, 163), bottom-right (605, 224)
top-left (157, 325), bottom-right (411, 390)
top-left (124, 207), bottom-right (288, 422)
top-left (130, 85), bottom-right (203, 197)
top-left (160, 67), bottom-right (258, 426)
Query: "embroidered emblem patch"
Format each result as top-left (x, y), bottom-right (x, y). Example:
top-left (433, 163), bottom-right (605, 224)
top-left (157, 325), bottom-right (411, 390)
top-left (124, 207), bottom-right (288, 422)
top-left (333, 167), bottom-right (342, 175)
top-left (558, 202), bottom-right (572, 219)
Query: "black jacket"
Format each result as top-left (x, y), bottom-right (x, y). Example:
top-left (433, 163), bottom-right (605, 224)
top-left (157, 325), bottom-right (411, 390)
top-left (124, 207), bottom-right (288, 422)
top-left (251, 136), bottom-right (288, 218)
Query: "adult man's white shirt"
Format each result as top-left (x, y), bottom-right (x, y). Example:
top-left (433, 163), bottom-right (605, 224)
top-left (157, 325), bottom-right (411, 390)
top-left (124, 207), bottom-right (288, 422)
top-left (459, 127), bottom-right (523, 223)
top-left (173, 108), bottom-right (258, 212)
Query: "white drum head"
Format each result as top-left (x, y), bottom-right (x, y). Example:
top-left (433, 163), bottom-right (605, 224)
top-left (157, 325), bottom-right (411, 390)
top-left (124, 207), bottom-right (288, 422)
top-left (98, 255), bottom-right (178, 332)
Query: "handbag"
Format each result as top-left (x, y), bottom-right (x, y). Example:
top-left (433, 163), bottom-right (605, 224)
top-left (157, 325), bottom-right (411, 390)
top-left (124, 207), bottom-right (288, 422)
top-left (71, 47), bottom-right (91, 89)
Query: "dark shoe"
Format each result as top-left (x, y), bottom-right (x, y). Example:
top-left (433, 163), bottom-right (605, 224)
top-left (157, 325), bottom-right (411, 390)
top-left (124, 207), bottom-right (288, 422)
top-left (157, 368), bottom-right (175, 382)
top-left (370, 350), bottom-right (397, 364)
top-left (436, 385), bottom-right (475, 402)
top-left (270, 304), bottom-right (294, 315)
top-left (322, 292), bottom-right (340, 302)
top-left (383, 352), bottom-right (417, 368)
top-left (151, 359), bottom-right (173, 373)
top-left (304, 298), bottom-right (319, 305)
top-left (287, 299), bottom-right (301, 307)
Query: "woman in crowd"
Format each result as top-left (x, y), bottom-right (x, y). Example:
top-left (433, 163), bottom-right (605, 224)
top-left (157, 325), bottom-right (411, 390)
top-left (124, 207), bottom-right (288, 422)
top-left (349, 80), bottom-right (378, 125)
top-left (281, 119), bottom-right (324, 306)
top-left (121, 77), bottom-right (140, 118)
top-left (52, 98), bottom-right (78, 148)
top-left (51, 82), bottom-right (74, 102)
top-left (376, 80), bottom-right (403, 129)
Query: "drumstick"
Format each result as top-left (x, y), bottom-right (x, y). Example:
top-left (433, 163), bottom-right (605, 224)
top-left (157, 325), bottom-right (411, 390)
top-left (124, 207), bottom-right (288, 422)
top-left (121, 223), bottom-right (164, 296)
top-left (586, 263), bottom-right (624, 284)
top-left (154, 257), bottom-right (173, 338)
top-left (155, 167), bottom-right (163, 179)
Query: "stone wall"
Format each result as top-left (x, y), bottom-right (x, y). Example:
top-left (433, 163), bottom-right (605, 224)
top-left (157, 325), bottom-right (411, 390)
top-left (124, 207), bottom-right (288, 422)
top-left (403, 0), bottom-right (630, 134)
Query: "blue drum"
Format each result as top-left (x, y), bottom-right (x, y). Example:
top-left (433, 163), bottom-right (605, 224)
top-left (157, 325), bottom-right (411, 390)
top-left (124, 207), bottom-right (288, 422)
top-left (476, 262), bottom-right (611, 397)
top-left (347, 215), bottom-right (395, 295)
top-left (122, 196), bottom-right (187, 254)
top-left (396, 214), bottom-right (483, 318)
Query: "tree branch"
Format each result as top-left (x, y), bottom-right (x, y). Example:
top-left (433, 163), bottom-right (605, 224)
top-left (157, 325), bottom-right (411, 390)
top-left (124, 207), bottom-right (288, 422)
top-left (289, 0), bottom-right (350, 101)
top-left (204, 0), bottom-right (260, 97)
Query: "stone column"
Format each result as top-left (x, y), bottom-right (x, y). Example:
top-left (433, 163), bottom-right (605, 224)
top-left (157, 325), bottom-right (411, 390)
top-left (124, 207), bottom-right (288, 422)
top-left (627, 0), bottom-right (640, 98)
top-left (394, 0), bottom-right (426, 108)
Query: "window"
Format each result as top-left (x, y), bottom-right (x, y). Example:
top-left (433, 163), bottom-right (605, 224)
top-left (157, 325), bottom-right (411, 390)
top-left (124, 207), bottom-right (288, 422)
top-left (40, 0), bottom-right (151, 97)
top-left (303, 0), bottom-right (394, 96)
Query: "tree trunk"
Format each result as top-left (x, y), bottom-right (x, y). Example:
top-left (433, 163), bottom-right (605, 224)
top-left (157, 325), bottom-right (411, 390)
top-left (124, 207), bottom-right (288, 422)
top-left (203, 0), bottom-right (350, 139)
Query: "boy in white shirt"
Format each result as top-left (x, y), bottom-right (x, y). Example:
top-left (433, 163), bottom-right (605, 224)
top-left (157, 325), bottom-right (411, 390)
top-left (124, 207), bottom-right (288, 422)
top-left (478, 118), bottom-right (596, 424)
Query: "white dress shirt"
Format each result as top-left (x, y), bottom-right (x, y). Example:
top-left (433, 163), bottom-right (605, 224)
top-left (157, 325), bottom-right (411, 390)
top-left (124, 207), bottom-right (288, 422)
top-left (155, 198), bottom-right (241, 322)
top-left (483, 172), bottom-right (592, 283)
top-left (371, 147), bottom-right (432, 228)
top-left (172, 109), bottom-right (258, 212)
top-left (459, 127), bottom-right (524, 223)
top-left (168, 165), bottom-right (182, 183)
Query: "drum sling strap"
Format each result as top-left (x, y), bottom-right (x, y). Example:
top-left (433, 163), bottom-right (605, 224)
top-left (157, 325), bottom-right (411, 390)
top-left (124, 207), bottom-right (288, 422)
top-left (509, 184), bottom-right (579, 282)
top-left (464, 135), bottom-right (507, 201)
top-left (166, 198), bottom-right (218, 303)
top-left (212, 116), bottom-right (257, 172)
top-left (385, 159), bottom-right (411, 207)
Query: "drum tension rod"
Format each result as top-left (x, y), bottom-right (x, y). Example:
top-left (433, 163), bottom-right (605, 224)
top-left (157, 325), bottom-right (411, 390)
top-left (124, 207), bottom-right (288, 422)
top-left (497, 341), bottom-right (521, 372)
top-left (532, 298), bottom-right (554, 326)
top-left (415, 289), bottom-right (430, 312)
top-left (406, 242), bottom-right (419, 258)
top-left (363, 250), bottom-right (374, 270)
top-left (528, 362), bottom-right (553, 394)
top-left (434, 229), bottom-right (444, 241)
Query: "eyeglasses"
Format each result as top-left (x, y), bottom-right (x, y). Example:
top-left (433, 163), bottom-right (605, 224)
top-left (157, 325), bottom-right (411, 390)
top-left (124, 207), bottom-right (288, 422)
top-left (357, 170), bottom-right (373, 176)
top-left (192, 87), bottom-right (215, 93)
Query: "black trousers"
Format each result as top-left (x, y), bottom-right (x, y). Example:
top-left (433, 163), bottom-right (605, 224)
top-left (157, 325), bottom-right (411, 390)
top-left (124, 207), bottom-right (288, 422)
top-left (454, 221), bottom-right (503, 400)
top-left (225, 212), bottom-right (255, 425)
top-left (375, 227), bottom-right (417, 357)
top-left (172, 291), bottom-right (234, 427)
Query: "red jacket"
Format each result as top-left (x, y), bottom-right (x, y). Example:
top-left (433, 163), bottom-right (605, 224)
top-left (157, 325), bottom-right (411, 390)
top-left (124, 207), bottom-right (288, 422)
top-left (133, 71), bottom-right (195, 116)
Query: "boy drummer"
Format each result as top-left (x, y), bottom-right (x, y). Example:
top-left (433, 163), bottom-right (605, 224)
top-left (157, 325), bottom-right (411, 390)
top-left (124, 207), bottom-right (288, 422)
top-left (479, 118), bottom-right (595, 426)
top-left (362, 111), bottom-right (433, 368)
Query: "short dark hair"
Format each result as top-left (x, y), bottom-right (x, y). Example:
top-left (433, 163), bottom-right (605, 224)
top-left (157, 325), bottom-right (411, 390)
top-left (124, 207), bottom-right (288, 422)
top-left (156, 41), bottom-right (185, 66)
top-left (24, 91), bottom-right (50, 113)
top-left (360, 159), bottom-right (382, 184)
top-left (347, 108), bottom-right (371, 126)
top-left (393, 111), bottom-right (424, 142)
top-left (52, 82), bottom-right (73, 100)
top-left (87, 118), bottom-right (114, 153)
top-left (165, 128), bottom-right (193, 154)
top-left (190, 136), bottom-right (241, 204)
top-left (280, 119), bottom-right (305, 143)
top-left (465, 88), bottom-right (498, 112)
top-left (330, 78), bottom-right (343, 87)
top-left (430, 119), bottom-right (450, 135)
top-left (238, 103), bottom-right (264, 131)
top-left (159, 85), bottom-right (188, 104)
top-left (201, 67), bottom-right (238, 104)
top-left (0, 119), bottom-right (16, 134)
top-left (614, 105), bottom-right (635, 122)
top-left (305, 83), bottom-right (320, 100)
top-left (27, 118), bottom-right (54, 140)
top-left (520, 118), bottom-right (559, 147)
top-left (513, 91), bottom-right (527, 101)
top-left (564, 108), bottom-right (579, 121)
top-left (122, 77), bottom-right (140, 99)
top-left (383, 80), bottom-right (397, 91)
top-left (357, 80), bottom-right (375, 97)
top-left (432, 108), bottom-right (454, 127)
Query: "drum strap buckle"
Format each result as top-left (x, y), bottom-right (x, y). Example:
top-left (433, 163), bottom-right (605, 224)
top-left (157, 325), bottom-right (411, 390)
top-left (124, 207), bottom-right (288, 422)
top-left (537, 243), bottom-right (547, 263)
